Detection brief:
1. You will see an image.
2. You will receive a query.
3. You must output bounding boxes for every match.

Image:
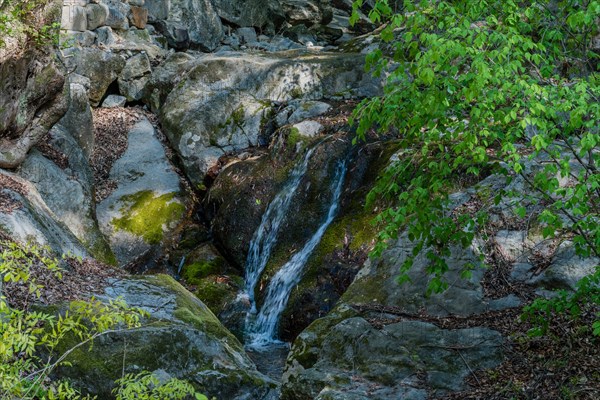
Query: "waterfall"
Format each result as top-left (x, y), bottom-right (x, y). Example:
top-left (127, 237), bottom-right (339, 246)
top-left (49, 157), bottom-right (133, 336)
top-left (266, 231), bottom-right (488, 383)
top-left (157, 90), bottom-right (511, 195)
top-left (246, 161), bottom-right (347, 347)
top-left (244, 147), bottom-right (316, 313)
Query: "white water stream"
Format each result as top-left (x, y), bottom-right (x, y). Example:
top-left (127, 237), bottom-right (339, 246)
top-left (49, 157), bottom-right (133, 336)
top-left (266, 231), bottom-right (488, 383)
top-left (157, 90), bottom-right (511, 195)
top-left (243, 148), bottom-right (316, 313)
top-left (245, 161), bottom-right (347, 347)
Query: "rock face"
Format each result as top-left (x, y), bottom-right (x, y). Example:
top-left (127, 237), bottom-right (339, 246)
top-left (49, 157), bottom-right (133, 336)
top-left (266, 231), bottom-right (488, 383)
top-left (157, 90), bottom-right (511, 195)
top-left (155, 51), bottom-right (382, 184)
top-left (0, 0), bottom-right (67, 169)
top-left (54, 275), bottom-right (277, 399)
top-left (204, 137), bottom-right (399, 342)
top-left (284, 312), bottom-right (503, 399)
top-left (96, 118), bottom-right (188, 266)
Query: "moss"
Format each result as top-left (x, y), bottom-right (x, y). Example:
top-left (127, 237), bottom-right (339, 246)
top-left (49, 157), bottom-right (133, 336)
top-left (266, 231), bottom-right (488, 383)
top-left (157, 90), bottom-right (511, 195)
top-left (112, 191), bottom-right (185, 244)
top-left (146, 275), bottom-right (242, 347)
top-left (193, 278), bottom-right (235, 314)
top-left (85, 237), bottom-right (117, 266)
top-left (230, 105), bottom-right (246, 126)
top-left (290, 87), bottom-right (304, 99)
top-left (182, 258), bottom-right (225, 285)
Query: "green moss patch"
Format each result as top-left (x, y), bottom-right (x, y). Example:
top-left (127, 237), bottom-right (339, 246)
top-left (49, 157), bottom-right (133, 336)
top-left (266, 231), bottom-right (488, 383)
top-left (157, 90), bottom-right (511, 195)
top-left (182, 258), bottom-right (225, 285)
top-left (193, 278), bottom-right (237, 314)
top-left (112, 191), bottom-right (185, 244)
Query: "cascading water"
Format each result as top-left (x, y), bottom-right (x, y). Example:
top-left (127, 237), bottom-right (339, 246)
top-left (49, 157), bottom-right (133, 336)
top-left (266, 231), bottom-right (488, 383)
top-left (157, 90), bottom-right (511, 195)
top-left (243, 147), bottom-right (316, 313)
top-left (246, 160), bottom-right (347, 347)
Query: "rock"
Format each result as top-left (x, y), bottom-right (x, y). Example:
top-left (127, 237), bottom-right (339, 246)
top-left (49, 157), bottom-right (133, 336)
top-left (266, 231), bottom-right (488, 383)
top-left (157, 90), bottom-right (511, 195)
top-left (212, 0), bottom-right (285, 29)
top-left (291, 120), bottom-right (324, 137)
top-left (177, 243), bottom-right (245, 331)
top-left (95, 26), bottom-right (117, 45)
top-left (0, 0), bottom-right (68, 169)
top-left (119, 75), bottom-right (150, 101)
top-left (281, 0), bottom-right (333, 26)
top-left (101, 94), bottom-right (127, 108)
top-left (144, 0), bottom-right (168, 21)
top-left (63, 47), bottom-right (125, 106)
top-left (118, 53), bottom-right (152, 101)
top-left (236, 27), bottom-right (258, 44)
top-left (155, 20), bottom-right (190, 51)
top-left (114, 29), bottom-right (167, 60)
top-left (157, 51), bottom-right (383, 183)
top-left (287, 100), bottom-right (331, 124)
top-left (103, 1), bottom-right (130, 30)
top-left (310, 24), bottom-right (344, 44)
top-left (120, 53), bottom-right (152, 81)
top-left (85, 3), bottom-right (109, 30)
top-left (536, 242), bottom-right (599, 290)
top-left (0, 170), bottom-right (88, 257)
top-left (168, 0), bottom-right (224, 51)
top-left (18, 145), bottom-right (114, 264)
top-left (62, 5), bottom-right (88, 31)
top-left (58, 74), bottom-right (94, 157)
top-left (142, 52), bottom-right (199, 113)
top-left (59, 30), bottom-right (97, 47)
top-left (129, 5), bottom-right (148, 29)
top-left (96, 118), bottom-right (188, 266)
top-left (54, 275), bottom-right (277, 399)
top-left (282, 311), bottom-right (503, 399)
top-left (494, 230), bottom-right (529, 263)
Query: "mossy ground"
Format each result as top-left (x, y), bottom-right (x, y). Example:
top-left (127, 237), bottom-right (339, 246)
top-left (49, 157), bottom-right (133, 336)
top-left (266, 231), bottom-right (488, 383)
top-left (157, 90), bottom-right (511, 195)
top-left (112, 191), bottom-right (185, 244)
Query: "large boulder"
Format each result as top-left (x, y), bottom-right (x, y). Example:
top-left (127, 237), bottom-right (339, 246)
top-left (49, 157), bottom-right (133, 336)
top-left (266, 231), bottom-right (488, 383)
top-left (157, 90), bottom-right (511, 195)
top-left (54, 274), bottom-right (277, 399)
top-left (96, 118), bottom-right (189, 266)
top-left (0, 0), bottom-right (67, 169)
top-left (0, 170), bottom-right (87, 257)
top-left (283, 308), bottom-right (503, 399)
top-left (156, 51), bottom-right (382, 184)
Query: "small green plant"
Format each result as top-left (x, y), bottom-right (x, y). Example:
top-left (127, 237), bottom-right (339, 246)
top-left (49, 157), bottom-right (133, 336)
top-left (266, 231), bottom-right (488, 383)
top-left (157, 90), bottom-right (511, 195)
top-left (113, 371), bottom-right (208, 400)
top-left (0, 240), bottom-right (208, 399)
top-left (521, 267), bottom-right (600, 337)
top-left (0, 0), bottom-right (61, 48)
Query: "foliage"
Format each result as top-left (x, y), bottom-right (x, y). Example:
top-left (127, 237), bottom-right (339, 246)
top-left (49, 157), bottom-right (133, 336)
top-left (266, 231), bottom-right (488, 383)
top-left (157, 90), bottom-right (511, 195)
top-left (351, 0), bottom-right (599, 330)
top-left (521, 266), bottom-right (600, 337)
top-left (113, 372), bottom-right (208, 400)
top-left (0, 0), bottom-right (61, 48)
top-left (0, 240), bottom-right (206, 399)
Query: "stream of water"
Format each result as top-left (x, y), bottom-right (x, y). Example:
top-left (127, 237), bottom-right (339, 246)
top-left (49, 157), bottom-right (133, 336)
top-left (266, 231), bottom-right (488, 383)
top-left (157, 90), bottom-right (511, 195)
top-left (246, 161), bottom-right (347, 348)
top-left (243, 147), bottom-right (316, 313)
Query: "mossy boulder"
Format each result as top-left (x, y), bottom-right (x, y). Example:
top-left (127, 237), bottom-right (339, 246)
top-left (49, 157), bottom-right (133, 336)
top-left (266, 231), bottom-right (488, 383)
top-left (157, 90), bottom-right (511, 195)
top-left (54, 275), bottom-right (277, 399)
top-left (282, 305), bottom-right (503, 399)
top-left (96, 118), bottom-right (190, 266)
